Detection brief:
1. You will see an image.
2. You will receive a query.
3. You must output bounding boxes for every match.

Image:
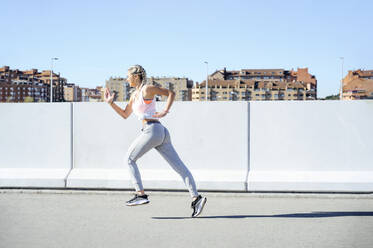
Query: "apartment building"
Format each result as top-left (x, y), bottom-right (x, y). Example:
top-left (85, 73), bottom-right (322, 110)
top-left (148, 77), bottom-right (193, 101)
top-left (0, 76), bottom-right (48, 103)
top-left (192, 68), bottom-right (317, 101)
top-left (105, 77), bottom-right (131, 102)
top-left (0, 66), bottom-right (66, 102)
top-left (342, 69), bottom-right (373, 100)
top-left (80, 88), bottom-right (90, 102)
top-left (64, 83), bottom-right (82, 102)
top-left (104, 76), bottom-right (193, 102)
top-left (84, 86), bottom-right (105, 102)
top-left (25, 68), bottom-right (66, 102)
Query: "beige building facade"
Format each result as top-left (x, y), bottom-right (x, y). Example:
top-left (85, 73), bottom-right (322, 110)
top-left (64, 83), bottom-right (82, 102)
top-left (148, 77), bottom-right (193, 101)
top-left (104, 76), bottom-right (193, 102)
top-left (105, 77), bottom-right (131, 102)
top-left (86, 86), bottom-right (105, 102)
top-left (193, 68), bottom-right (317, 101)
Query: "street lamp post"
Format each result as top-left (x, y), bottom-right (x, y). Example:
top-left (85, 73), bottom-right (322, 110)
top-left (50, 58), bottom-right (58, 103)
top-left (204, 61), bottom-right (208, 101)
top-left (339, 57), bottom-right (344, 100)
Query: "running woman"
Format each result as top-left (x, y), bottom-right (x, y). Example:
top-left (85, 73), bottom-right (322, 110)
top-left (104, 64), bottom-right (207, 217)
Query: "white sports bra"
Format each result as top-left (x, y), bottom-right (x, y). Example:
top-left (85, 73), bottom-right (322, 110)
top-left (132, 84), bottom-right (159, 121)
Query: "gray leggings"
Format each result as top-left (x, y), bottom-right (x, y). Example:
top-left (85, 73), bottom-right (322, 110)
top-left (125, 122), bottom-right (199, 198)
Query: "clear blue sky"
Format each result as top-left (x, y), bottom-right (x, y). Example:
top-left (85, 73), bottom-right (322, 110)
top-left (1, 0), bottom-right (372, 97)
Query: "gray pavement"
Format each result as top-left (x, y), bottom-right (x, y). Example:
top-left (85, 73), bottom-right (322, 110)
top-left (0, 189), bottom-right (373, 248)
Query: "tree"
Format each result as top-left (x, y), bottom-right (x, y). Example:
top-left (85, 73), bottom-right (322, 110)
top-left (324, 94), bottom-right (340, 100)
top-left (319, 94), bottom-right (340, 100)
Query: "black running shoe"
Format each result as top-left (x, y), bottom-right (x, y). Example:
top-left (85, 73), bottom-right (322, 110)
top-left (191, 195), bottom-right (207, 217)
top-left (126, 194), bottom-right (150, 206)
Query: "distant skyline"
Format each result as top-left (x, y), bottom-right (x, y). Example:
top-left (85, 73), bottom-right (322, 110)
top-left (1, 0), bottom-right (372, 97)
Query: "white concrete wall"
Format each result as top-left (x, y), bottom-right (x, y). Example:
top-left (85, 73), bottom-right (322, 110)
top-left (0, 103), bottom-right (72, 187)
top-left (67, 101), bottom-right (249, 191)
top-left (248, 100), bottom-right (373, 191)
top-left (1, 100), bottom-right (372, 192)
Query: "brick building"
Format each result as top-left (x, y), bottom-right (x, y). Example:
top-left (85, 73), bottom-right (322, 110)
top-left (0, 66), bottom-right (66, 102)
top-left (342, 69), bottom-right (373, 100)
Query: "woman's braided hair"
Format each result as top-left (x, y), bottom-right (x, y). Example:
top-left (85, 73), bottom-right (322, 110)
top-left (128, 64), bottom-right (147, 100)
top-left (128, 64), bottom-right (147, 86)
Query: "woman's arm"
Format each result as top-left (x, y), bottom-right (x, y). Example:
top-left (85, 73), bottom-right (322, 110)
top-left (144, 85), bottom-right (175, 118)
top-left (106, 88), bottom-right (133, 119)
top-left (109, 99), bottom-right (133, 119)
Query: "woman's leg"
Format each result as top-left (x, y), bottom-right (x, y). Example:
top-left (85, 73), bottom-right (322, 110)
top-left (125, 125), bottom-right (164, 194)
top-left (155, 127), bottom-right (199, 198)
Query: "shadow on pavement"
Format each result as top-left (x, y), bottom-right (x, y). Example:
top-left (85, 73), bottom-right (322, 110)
top-left (152, 211), bottom-right (373, 220)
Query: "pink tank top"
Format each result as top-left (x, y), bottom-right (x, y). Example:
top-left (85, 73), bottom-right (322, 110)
top-left (132, 84), bottom-right (159, 121)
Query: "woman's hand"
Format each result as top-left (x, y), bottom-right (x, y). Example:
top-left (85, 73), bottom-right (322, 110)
top-left (104, 88), bottom-right (115, 104)
top-left (152, 110), bottom-right (169, 118)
